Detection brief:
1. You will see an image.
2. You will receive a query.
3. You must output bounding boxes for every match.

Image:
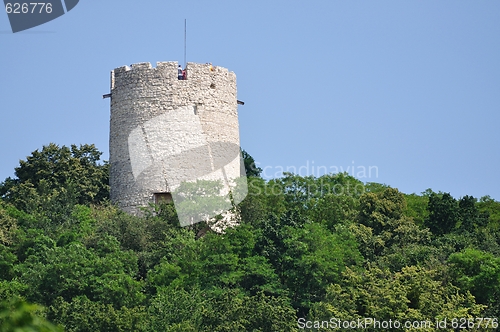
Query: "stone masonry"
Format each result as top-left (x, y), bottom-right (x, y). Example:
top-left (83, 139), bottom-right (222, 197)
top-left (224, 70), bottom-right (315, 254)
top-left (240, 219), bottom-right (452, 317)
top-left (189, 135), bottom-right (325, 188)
top-left (109, 61), bottom-right (244, 218)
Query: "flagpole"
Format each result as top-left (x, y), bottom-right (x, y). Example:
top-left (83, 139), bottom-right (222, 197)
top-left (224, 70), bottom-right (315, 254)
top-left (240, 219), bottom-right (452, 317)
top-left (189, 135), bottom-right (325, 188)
top-left (184, 19), bottom-right (187, 68)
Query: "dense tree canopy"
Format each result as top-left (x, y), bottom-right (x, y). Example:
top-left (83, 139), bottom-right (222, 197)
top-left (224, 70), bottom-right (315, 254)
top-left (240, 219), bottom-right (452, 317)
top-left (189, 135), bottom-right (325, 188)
top-left (0, 143), bottom-right (109, 212)
top-left (1, 144), bottom-right (500, 331)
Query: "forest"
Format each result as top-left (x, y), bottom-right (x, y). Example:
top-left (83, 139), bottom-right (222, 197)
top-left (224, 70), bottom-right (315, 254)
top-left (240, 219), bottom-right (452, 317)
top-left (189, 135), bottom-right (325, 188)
top-left (0, 143), bottom-right (499, 331)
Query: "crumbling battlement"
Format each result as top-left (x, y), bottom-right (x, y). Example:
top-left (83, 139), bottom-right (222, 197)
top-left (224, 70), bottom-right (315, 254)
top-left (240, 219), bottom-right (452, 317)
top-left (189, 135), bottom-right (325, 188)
top-left (111, 62), bottom-right (236, 111)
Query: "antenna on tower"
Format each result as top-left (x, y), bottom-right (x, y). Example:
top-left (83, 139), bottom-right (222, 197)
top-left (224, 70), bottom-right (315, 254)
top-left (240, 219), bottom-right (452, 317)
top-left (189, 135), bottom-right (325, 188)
top-left (184, 19), bottom-right (187, 68)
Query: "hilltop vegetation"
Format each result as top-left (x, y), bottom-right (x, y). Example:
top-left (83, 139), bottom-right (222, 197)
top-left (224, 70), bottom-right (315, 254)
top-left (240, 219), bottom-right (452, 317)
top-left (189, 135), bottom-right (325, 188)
top-left (1, 144), bottom-right (500, 331)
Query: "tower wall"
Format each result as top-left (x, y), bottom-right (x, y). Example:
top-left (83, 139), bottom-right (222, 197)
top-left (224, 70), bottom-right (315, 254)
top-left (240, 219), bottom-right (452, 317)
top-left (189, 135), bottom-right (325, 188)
top-left (109, 61), bottom-right (241, 215)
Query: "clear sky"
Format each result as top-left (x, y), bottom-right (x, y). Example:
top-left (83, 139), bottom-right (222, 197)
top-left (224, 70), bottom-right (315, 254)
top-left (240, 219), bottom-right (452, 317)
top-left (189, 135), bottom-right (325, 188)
top-left (1, 1), bottom-right (499, 200)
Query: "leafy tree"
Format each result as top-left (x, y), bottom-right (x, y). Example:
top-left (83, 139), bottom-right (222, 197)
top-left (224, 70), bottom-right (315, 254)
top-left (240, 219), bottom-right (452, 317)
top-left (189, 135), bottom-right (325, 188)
top-left (404, 193), bottom-right (429, 226)
top-left (2, 142), bottom-right (500, 331)
top-left (477, 195), bottom-right (500, 229)
top-left (0, 298), bottom-right (62, 332)
top-left (309, 264), bottom-right (485, 331)
top-left (147, 223), bottom-right (283, 297)
top-left (252, 210), bottom-right (308, 275)
top-left (85, 204), bottom-right (192, 278)
top-left (147, 285), bottom-right (205, 331)
top-left (239, 176), bottom-right (276, 224)
top-left (363, 182), bottom-right (390, 193)
top-left (353, 188), bottom-right (432, 261)
top-left (15, 236), bottom-right (144, 309)
top-left (0, 203), bottom-right (17, 246)
top-left (448, 248), bottom-right (500, 305)
top-left (149, 286), bottom-right (298, 332)
top-left (457, 195), bottom-right (489, 233)
top-left (199, 288), bottom-right (297, 332)
top-left (425, 192), bottom-right (459, 235)
top-left (241, 149), bottom-right (262, 177)
top-left (358, 187), bottom-right (406, 235)
top-left (280, 222), bottom-right (362, 315)
top-left (0, 244), bottom-right (16, 281)
top-left (266, 172), bottom-right (363, 223)
top-left (308, 193), bottom-right (358, 230)
top-left (49, 296), bottom-right (147, 332)
top-left (0, 143), bottom-right (109, 211)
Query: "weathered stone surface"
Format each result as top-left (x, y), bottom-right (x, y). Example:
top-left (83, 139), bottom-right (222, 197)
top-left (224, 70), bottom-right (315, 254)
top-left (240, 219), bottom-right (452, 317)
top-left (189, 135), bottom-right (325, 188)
top-left (109, 61), bottom-right (243, 217)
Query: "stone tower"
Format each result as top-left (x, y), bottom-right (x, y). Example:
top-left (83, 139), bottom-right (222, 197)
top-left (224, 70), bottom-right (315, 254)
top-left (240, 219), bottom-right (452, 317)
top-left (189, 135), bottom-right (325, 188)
top-left (108, 61), bottom-right (246, 226)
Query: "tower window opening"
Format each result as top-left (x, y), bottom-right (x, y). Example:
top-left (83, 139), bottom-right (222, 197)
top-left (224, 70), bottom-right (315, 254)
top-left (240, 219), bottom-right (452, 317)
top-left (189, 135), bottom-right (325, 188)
top-left (154, 192), bottom-right (173, 205)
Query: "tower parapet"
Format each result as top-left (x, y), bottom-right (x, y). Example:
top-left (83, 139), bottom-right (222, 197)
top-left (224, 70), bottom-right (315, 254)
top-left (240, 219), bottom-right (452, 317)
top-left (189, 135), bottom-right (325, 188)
top-left (109, 61), bottom-right (245, 221)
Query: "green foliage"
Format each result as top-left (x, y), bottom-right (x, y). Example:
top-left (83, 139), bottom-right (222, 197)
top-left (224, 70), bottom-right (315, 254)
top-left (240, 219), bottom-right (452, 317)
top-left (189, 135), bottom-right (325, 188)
top-left (363, 182), bottom-right (390, 193)
top-left (0, 203), bottom-right (17, 246)
top-left (425, 192), bottom-right (459, 235)
top-left (352, 188), bottom-right (433, 264)
top-left (49, 296), bottom-right (147, 332)
top-left (358, 187), bottom-right (406, 234)
top-left (15, 237), bottom-right (144, 308)
top-left (147, 285), bottom-right (205, 331)
top-left (404, 193), bottom-right (429, 226)
top-left (281, 223), bottom-right (362, 314)
top-left (199, 288), bottom-right (297, 332)
top-left (0, 143), bottom-right (109, 212)
top-left (0, 244), bottom-right (16, 281)
top-left (448, 249), bottom-right (500, 305)
top-left (0, 298), bottom-right (62, 332)
top-left (478, 195), bottom-right (500, 229)
top-left (1, 143), bottom-right (500, 331)
top-left (309, 264), bottom-right (485, 331)
top-left (309, 193), bottom-right (358, 230)
top-left (172, 179), bottom-right (228, 223)
top-left (457, 195), bottom-right (489, 233)
top-left (243, 176), bottom-right (289, 220)
top-left (148, 286), bottom-right (297, 332)
top-left (241, 149), bottom-right (262, 177)
top-left (147, 223), bottom-right (284, 298)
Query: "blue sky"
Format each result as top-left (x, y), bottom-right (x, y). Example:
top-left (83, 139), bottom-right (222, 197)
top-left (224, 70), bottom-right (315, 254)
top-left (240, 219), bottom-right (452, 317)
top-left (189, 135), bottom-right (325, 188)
top-left (1, 1), bottom-right (499, 200)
